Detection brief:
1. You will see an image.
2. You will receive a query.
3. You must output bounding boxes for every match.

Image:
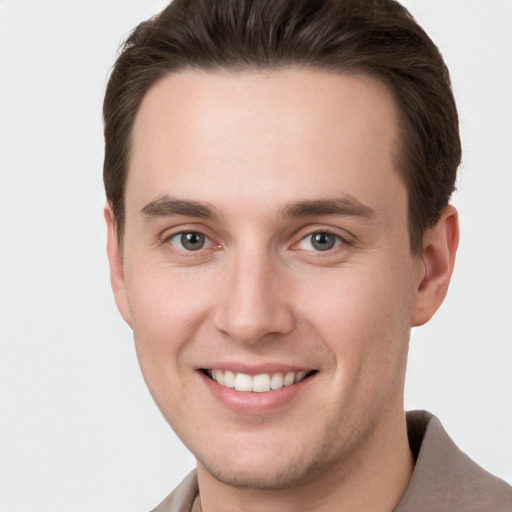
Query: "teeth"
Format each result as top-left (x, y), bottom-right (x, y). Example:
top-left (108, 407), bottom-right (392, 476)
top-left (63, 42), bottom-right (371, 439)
top-left (270, 372), bottom-right (284, 390)
top-left (252, 374), bottom-right (271, 393)
top-left (212, 369), bottom-right (224, 386)
top-left (224, 370), bottom-right (236, 388)
top-left (234, 373), bottom-right (253, 392)
top-left (295, 370), bottom-right (307, 382)
top-left (283, 371), bottom-right (295, 386)
top-left (209, 370), bottom-right (309, 392)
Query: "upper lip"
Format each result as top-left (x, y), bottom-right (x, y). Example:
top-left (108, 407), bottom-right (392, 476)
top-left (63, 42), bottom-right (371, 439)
top-left (198, 362), bottom-right (315, 375)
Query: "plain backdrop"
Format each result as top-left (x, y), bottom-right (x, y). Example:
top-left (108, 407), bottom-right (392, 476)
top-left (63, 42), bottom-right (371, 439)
top-left (0, 1), bottom-right (511, 511)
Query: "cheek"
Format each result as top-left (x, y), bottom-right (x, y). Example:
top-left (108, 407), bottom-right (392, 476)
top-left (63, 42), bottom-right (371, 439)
top-left (128, 261), bottom-right (207, 329)
top-left (125, 266), bottom-right (210, 379)
top-left (298, 262), bottom-right (414, 374)
top-left (125, 270), bottom-right (209, 427)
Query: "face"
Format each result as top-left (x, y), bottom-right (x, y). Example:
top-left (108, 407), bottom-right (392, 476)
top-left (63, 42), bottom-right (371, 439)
top-left (111, 69), bottom-right (427, 489)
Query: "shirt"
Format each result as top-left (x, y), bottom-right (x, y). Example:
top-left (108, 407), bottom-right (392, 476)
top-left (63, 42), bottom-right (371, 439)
top-left (151, 410), bottom-right (512, 511)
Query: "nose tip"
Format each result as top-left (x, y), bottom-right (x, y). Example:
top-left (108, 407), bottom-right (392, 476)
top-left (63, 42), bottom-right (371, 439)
top-left (212, 260), bottom-right (294, 344)
top-left (216, 303), bottom-right (294, 345)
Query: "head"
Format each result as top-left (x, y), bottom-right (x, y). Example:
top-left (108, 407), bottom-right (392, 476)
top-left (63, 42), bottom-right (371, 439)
top-left (104, 0), bottom-right (460, 255)
top-left (103, 0), bottom-right (460, 495)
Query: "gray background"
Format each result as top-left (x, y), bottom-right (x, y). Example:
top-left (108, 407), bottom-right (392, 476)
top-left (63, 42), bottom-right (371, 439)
top-left (0, 1), bottom-right (511, 511)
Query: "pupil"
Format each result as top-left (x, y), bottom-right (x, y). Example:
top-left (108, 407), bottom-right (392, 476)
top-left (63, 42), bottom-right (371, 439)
top-left (312, 232), bottom-right (335, 251)
top-left (181, 232), bottom-right (205, 250)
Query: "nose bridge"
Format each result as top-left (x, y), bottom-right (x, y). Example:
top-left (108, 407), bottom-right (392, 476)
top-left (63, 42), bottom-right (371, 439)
top-left (213, 242), bottom-right (294, 343)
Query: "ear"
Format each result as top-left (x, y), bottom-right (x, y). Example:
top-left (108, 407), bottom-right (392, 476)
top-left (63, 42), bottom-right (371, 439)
top-left (410, 205), bottom-right (459, 327)
top-left (104, 204), bottom-right (133, 328)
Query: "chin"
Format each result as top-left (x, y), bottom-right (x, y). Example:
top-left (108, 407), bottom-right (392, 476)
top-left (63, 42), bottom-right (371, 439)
top-left (194, 427), bottom-right (347, 491)
top-left (198, 454), bottom-right (316, 490)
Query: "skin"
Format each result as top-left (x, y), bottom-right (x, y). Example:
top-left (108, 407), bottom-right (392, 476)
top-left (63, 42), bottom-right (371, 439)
top-left (106, 69), bottom-right (459, 512)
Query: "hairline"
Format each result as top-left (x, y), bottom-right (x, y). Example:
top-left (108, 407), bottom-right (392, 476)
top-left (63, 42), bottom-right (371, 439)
top-left (113, 64), bottom-right (425, 256)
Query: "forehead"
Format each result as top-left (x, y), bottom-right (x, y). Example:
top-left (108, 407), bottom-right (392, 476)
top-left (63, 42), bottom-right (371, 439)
top-left (128, 68), bottom-right (404, 220)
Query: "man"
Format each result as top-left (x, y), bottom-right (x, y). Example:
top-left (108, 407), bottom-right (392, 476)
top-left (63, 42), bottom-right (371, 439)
top-left (103, 0), bottom-right (512, 510)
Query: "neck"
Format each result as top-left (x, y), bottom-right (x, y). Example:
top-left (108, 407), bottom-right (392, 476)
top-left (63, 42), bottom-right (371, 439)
top-left (196, 407), bottom-right (414, 512)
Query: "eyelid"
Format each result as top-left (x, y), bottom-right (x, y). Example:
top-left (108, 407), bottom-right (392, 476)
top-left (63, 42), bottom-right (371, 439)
top-left (296, 231), bottom-right (344, 251)
top-left (291, 224), bottom-right (352, 247)
top-left (168, 231), bottom-right (213, 251)
top-left (159, 224), bottom-right (221, 253)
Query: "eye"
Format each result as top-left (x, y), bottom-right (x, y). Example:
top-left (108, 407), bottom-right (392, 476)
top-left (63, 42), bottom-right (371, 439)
top-left (297, 231), bottom-right (344, 252)
top-left (168, 231), bottom-right (212, 251)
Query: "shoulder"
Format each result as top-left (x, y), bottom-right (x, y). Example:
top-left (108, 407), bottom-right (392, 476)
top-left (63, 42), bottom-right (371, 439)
top-left (150, 470), bottom-right (198, 512)
top-left (396, 410), bottom-right (512, 512)
top-left (148, 413), bottom-right (512, 512)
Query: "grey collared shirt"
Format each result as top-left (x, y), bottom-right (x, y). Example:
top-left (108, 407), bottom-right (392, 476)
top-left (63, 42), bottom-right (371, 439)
top-left (152, 410), bottom-right (512, 512)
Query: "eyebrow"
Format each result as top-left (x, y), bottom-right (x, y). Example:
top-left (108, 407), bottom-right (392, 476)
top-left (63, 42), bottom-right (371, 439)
top-left (140, 196), bottom-right (219, 220)
top-left (140, 194), bottom-right (376, 221)
top-left (279, 196), bottom-right (376, 220)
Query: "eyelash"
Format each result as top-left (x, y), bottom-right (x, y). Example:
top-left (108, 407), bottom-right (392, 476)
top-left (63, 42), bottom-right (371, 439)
top-left (163, 229), bottom-right (347, 255)
top-left (294, 231), bottom-right (346, 253)
top-left (165, 231), bottom-right (216, 253)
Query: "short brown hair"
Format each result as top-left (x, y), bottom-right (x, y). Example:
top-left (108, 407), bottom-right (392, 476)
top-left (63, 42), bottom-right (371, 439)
top-left (103, 0), bottom-right (461, 253)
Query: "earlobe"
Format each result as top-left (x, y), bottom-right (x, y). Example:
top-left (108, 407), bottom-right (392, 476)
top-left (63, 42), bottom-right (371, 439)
top-left (410, 205), bottom-right (459, 327)
top-left (104, 205), bottom-right (133, 328)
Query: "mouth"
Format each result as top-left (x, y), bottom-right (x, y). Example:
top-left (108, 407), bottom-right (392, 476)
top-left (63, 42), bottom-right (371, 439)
top-left (202, 369), bottom-right (317, 393)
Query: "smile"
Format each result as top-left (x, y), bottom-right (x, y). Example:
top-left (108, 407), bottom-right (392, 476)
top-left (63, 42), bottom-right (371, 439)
top-left (205, 369), bottom-right (313, 392)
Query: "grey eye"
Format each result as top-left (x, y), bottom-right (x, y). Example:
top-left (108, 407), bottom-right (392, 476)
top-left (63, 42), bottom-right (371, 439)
top-left (170, 232), bottom-right (209, 251)
top-left (311, 233), bottom-right (336, 251)
top-left (298, 232), bottom-right (343, 252)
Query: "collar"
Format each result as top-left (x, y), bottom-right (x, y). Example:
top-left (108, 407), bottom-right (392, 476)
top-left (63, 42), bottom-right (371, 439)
top-left (152, 410), bottom-right (512, 512)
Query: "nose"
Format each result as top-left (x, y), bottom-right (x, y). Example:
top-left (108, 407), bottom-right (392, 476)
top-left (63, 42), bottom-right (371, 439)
top-left (212, 250), bottom-right (295, 344)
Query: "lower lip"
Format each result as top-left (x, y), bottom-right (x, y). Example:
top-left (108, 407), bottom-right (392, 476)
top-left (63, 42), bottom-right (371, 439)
top-left (199, 372), bottom-right (314, 415)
